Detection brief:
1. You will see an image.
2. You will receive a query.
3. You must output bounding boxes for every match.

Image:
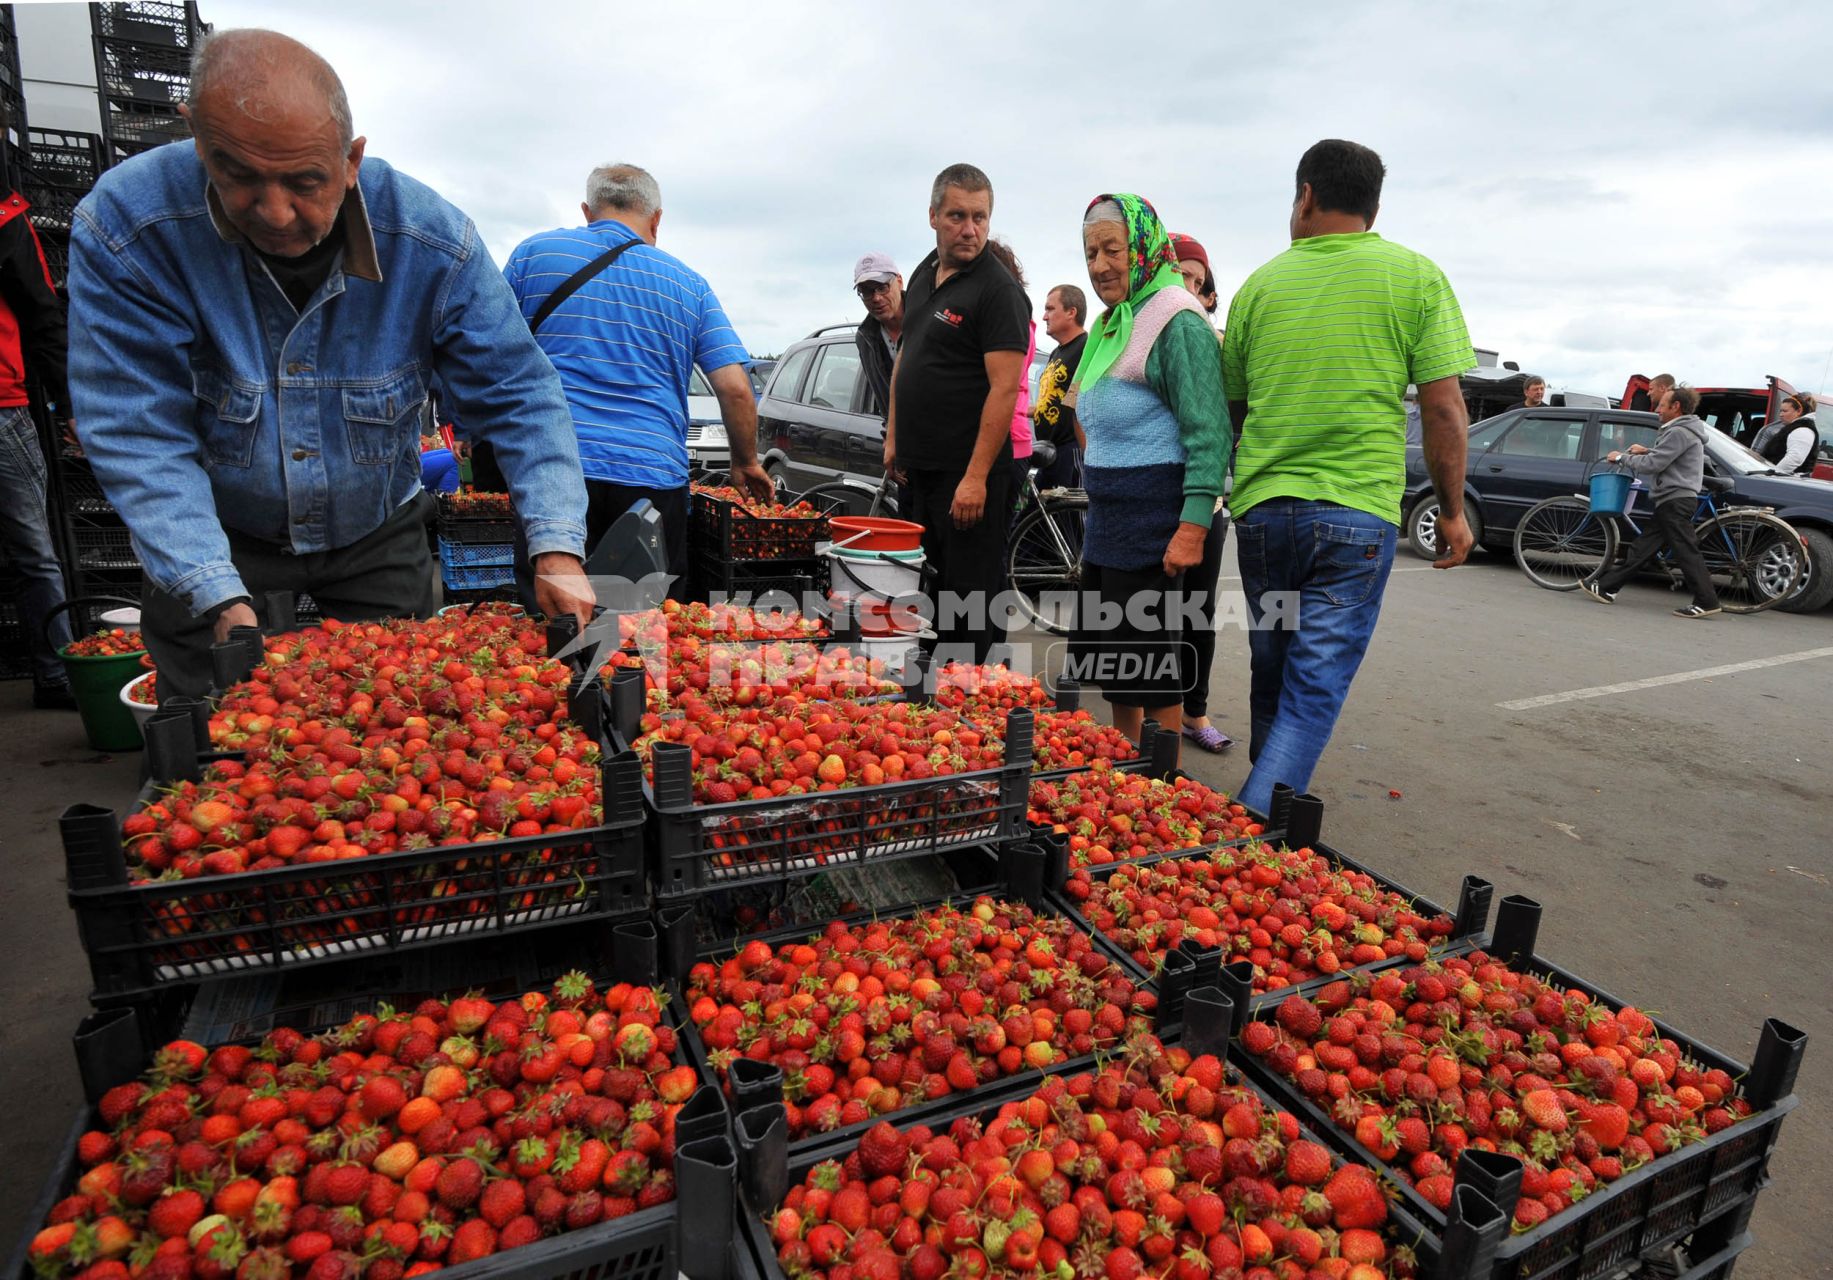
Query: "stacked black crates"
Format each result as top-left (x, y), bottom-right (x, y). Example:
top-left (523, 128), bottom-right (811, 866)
top-left (1, 6), bottom-right (25, 193)
top-left (89, 2), bottom-right (206, 168)
top-left (55, 452), bottom-right (140, 604)
top-left (18, 129), bottom-right (104, 292)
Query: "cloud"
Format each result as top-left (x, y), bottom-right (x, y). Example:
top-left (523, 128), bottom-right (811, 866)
top-left (206, 0), bottom-right (1833, 394)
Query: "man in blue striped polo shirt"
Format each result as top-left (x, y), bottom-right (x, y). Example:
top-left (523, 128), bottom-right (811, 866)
top-left (504, 164), bottom-right (770, 597)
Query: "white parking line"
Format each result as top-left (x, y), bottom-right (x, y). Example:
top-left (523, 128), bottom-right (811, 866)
top-left (1497, 646), bottom-right (1833, 711)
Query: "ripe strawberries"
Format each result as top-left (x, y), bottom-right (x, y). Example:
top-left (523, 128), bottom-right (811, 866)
top-left (686, 897), bottom-right (1149, 1138)
top-left (1238, 950), bottom-right (1756, 1230)
top-left (772, 1041), bottom-right (1416, 1279)
top-left (31, 972), bottom-right (688, 1278)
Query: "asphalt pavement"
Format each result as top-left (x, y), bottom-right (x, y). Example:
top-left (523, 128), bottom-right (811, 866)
top-left (0, 546), bottom-right (1823, 1275)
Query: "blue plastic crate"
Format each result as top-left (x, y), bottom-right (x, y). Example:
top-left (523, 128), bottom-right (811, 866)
top-left (442, 562), bottom-right (516, 592)
top-left (438, 537), bottom-right (515, 569)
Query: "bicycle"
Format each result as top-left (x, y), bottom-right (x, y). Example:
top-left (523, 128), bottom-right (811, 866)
top-left (1514, 469), bottom-right (1804, 613)
top-left (1005, 440), bottom-right (1087, 635)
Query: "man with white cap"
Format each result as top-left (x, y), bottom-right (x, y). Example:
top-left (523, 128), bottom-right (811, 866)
top-left (853, 251), bottom-right (904, 417)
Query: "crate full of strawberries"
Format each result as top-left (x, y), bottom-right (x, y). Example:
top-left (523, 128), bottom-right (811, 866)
top-left (17, 971), bottom-right (702, 1280)
top-left (740, 1034), bottom-right (1455, 1280)
top-left (690, 484), bottom-right (829, 563)
top-left (61, 613), bottom-right (648, 997)
top-left (435, 489), bottom-right (516, 545)
top-left (621, 695), bottom-right (1036, 895)
top-left (1233, 940), bottom-right (1805, 1280)
top-left (679, 895), bottom-right (1154, 1153)
top-left (1058, 842), bottom-right (1463, 1005)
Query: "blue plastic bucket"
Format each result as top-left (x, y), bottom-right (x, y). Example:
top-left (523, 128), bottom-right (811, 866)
top-left (1589, 471), bottom-right (1631, 515)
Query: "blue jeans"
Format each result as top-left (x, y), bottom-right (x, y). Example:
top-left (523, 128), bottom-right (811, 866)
top-left (1235, 498), bottom-right (1397, 814)
top-left (0, 407), bottom-right (71, 686)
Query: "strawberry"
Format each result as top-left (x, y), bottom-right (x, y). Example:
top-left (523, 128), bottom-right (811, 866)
top-left (1323, 1165), bottom-right (1387, 1229)
top-left (857, 1122), bottom-right (909, 1179)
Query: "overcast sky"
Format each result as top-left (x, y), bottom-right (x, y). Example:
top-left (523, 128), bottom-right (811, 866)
top-left (210, 0), bottom-right (1833, 398)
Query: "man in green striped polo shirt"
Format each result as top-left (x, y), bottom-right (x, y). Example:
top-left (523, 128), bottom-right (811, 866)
top-left (1221, 139), bottom-right (1476, 814)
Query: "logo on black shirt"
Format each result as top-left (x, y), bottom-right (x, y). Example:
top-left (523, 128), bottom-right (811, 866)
top-left (934, 308), bottom-right (964, 328)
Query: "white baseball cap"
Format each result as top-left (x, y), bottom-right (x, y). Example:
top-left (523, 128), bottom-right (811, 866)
top-left (854, 252), bottom-right (899, 285)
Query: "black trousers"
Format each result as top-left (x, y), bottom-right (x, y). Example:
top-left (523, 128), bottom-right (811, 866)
top-left (1598, 496), bottom-right (1719, 608)
top-left (905, 463), bottom-right (1012, 665)
top-left (512, 479), bottom-right (689, 607)
top-left (1182, 515), bottom-right (1229, 718)
top-left (144, 490), bottom-right (438, 701)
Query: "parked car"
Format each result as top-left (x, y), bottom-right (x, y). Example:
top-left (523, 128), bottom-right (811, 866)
top-left (684, 365), bottom-right (729, 472)
top-left (746, 358), bottom-right (775, 399)
top-left (1620, 373), bottom-right (1832, 481)
top-left (754, 324), bottom-right (879, 492)
top-left (756, 322), bottom-right (1059, 493)
top-left (1402, 405), bottom-right (1833, 611)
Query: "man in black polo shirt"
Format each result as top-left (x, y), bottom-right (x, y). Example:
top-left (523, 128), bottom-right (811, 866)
top-left (882, 163), bottom-right (1030, 665)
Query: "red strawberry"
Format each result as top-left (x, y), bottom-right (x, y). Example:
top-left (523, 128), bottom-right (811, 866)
top-left (1323, 1165), bottom-right (1387, 1229)
top-left (857, 1122), bottom-right (909, 1179)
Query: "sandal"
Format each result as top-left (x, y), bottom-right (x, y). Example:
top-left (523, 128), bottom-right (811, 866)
top-left (1181, 723), bottom-right (1233, 753)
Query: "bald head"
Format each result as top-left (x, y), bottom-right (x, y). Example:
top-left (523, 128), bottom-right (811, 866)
top-left (181, 29), bottom-right (364, 259)
top-left (189, 29), bottom-right (353, 149)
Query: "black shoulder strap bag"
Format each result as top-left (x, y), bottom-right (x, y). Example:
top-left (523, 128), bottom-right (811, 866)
top-left (470, 235), bottom-right (641, 490)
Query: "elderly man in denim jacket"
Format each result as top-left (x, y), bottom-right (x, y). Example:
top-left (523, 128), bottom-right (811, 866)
top-left (68, 29), bottom-right (593, 697)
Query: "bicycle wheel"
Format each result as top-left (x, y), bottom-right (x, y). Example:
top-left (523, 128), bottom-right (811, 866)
top-left (1006, 493), bottom-right (1087, 635)
top-left (1695, 511), bottom-right (1804, 613)
top-left (800, 479), bottom-right (898, 519)
top-left (1514, 496), bottom-right (1618, 591)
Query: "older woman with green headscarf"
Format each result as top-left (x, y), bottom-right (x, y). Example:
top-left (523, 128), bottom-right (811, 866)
top-left (1070, 193), bottom-right (1231, 760)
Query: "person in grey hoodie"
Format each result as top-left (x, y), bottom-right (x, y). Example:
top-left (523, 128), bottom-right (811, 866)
top-left (1583, 384), bottom-right (1720, 617)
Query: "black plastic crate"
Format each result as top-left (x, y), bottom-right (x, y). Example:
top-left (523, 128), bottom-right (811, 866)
top-left (690, 485), bottom-right (829, 563)
top-left (1024, 682), bottom-right (1155, 780)
top-left (0, 597), bottom-right (30, 680)
top-left (736, 1022), bottom-right (1496, 1280)
top-left (690, 543), bottom-right (824, 604)
top-left (1047, 844), bottom-right (1483, 1021)
top-left (1231, 919), bottom-right (1805, 1280)
top-left (34, 229), bottom-right (68, 291)
top-left (100, 97), bottom-right (187, 152)
top-left (608, 673), bottom-right (1035, 895)
top-left (23, 129), bottom-right (105, 191)
top-left (70, 522), bottom-right (139, 571)
top-left (61, 748), bottom-right (651, 998)
top-left (97, 36), bottom-right (190, 104)
top-left (5, 931), bottom-right (721, 1280)
top-left (669, 882), bottom-right (1154, 1159)
top-left (19, 183), bottom-right (81, 234)
top-left (439, 514), bottom-right (518, 544)
top-left (53, 455), bottom-right (112, 514)
top-left (91, 2), bottom-right (203, 49)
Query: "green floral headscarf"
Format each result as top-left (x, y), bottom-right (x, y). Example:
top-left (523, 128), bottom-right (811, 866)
top-left (1072, 192), bottom-right (1186, 392)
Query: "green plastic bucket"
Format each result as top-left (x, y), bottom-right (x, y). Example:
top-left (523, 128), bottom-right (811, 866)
top-left (60, 647), bottom-right (146, 750)
top-left (46, 596), bottom-right (148, 752)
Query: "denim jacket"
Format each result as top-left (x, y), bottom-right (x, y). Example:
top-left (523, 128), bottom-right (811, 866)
top-left (69, 143), bottom-right (587, 615)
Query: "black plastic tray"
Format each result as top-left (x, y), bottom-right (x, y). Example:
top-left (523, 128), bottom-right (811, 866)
top-left (691, 487), bottom-right (829, 564)
top-left (608, 670), bottom-right (1035, 896)
top-left (62, 741), bottom-right (649, 998)
top-left (1233, 931), bottom-right (1804, 1280)
top-left (669, 880), bottom-right (1151, 1162)
top-left (4, 937), bottom-right (732, 1280)
top-left (733, 1024), bottom-right (1502, 1280)
top-left (1046, 839), bottom-right (1485, 1018)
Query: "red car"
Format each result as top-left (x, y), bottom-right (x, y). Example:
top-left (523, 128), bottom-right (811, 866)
top-left (1621, 374), bottom-right (1832, 480)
